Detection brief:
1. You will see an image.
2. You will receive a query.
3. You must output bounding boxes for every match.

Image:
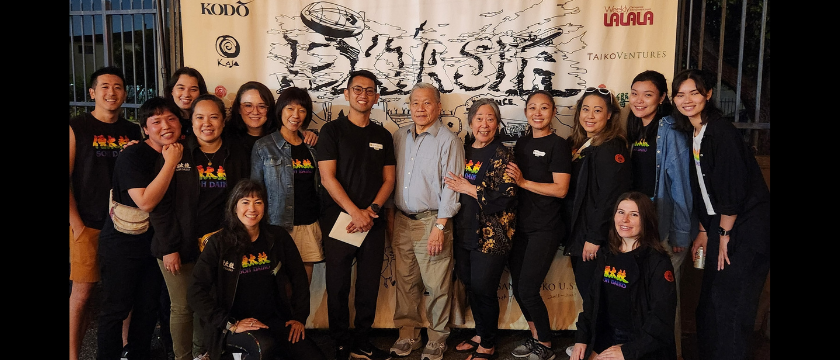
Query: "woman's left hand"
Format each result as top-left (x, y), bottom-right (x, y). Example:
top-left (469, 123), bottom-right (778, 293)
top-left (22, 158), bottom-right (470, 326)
top-left (285, 320), bottom-right (305, 343)
top-left (718, 235), bottom-right (731, 271)
top-left (595, 345), bottom-right (625, 359)
top-left (303, 130), bottom-right (318, 146)
top-left (582, 241), bottom-right (600, 262)
top-left (504, 162), bottom-right (524, 186)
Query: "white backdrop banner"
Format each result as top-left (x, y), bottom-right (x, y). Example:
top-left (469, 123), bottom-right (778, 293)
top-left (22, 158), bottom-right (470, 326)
top-left (182, 0), bottom-right (678, 330)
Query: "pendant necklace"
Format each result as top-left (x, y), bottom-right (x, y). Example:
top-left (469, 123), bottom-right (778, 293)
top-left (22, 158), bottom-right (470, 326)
top-left (200, 150), bottom-right (217, 166)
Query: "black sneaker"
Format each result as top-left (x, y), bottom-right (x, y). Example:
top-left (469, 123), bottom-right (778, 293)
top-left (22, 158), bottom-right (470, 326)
top-left (511, 337), bottom-right (537, 357)
top-left (336, 345), bottom-right (351, 360)
top-left (526, 342), bottom-right (556, 360)
top-left (350, 341), bottom-right (392, 360)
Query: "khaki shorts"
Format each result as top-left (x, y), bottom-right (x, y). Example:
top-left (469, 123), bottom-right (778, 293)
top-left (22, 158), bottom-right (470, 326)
top-left (69, 226), bottom-right (101, 282)
top-left (288, 221), bottom-right (324, 262)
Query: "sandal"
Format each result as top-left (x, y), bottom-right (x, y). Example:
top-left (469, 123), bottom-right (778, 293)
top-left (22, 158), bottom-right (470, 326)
top-left (467, 349), bottom-right (497, 359)
top-left (455, 338), bottom-right (480, 353)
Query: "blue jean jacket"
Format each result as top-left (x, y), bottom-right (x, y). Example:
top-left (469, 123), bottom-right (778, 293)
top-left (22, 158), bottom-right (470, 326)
top-left (654, 116), bottom-right (697, 248)
top-left (251, 131), bottom-right (320, 230)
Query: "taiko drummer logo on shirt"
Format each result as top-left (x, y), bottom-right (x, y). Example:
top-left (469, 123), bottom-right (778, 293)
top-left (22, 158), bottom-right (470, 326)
top-left (664, 270), bottom-right (674, 282)
top-left (615, 154), bottom-right (625, 163)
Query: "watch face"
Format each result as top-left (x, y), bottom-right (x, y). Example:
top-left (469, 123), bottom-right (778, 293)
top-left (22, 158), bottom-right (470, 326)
top-left (371, 204), bottom-right (380, 212)
top-left (435, 223), bottom-right (445, 230)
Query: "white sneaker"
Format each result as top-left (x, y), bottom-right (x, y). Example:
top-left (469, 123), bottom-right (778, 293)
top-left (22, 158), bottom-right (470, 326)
top-left (193, 352), bottom-right (210, 360)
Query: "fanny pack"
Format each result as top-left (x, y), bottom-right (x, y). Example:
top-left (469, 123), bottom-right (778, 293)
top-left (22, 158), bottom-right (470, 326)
top-left (109, 189), bottom-right (150, 235)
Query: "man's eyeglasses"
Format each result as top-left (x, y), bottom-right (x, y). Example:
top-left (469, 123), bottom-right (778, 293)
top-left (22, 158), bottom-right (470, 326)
top-left (242, 103), bottom-right (268, 113)
top-left (350, 86), bottom-right (377, 96)
top-left (585, 87), bottom-right (612, 96)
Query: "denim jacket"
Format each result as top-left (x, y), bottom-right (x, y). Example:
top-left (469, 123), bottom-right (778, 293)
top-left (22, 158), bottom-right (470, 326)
top-left (251, 131), bottom-right (320, 230)
top-left (653, 116), bottom-right (697, 248)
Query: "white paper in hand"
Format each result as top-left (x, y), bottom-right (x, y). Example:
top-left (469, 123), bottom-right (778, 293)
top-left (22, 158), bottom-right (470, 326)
top-left (328, 211), bottom-right (369, 247)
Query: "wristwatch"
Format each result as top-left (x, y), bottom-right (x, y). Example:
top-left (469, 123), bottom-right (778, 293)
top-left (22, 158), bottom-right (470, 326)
top-left (718, 227), bottom-right (732, 236)
top-left (370, 203), bottom-right (381, 214)
top-left (434, 223), bottom-right (445, 231)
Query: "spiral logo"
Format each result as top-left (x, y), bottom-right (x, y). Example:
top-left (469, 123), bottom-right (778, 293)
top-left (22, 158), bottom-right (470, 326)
top-left (216, 35), bottom-right (240, 58)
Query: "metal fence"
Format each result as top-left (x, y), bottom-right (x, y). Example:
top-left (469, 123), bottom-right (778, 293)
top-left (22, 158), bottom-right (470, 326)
top-left (675, 0), bottom-right (770, 155)
top-left (69, 0), bottom-right (165, 124)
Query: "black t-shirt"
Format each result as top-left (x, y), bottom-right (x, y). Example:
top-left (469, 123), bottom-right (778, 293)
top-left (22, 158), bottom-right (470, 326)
top-left (630, 121), bottom-right (659, 198)
top-left (514, 132), bottom-right (572, 232)
top-left (230, 235), bottom-right (278, 322)
top-left (194, 145), bottom-right (229, 237)
top-left (600, 248), bottom-right (640, 332)
top-left (291, 143), bottom-right (319, 225)
top-left (70, 113), bottom-right (143, 229)
top-left (99, 141), bottom-right (160, 258)
top-left (455, 139), bottom-right (498, 249)
top-left (317, 115), bottom-right (396, 212)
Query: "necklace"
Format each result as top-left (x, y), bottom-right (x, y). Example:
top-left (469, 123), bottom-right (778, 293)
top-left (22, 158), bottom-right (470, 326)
top-left (200, 150), bottom-right (217, 166)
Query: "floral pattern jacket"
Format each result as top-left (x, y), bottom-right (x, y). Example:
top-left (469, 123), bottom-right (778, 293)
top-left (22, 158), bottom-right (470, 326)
top-left (474, 141), bottom-right (518, 255)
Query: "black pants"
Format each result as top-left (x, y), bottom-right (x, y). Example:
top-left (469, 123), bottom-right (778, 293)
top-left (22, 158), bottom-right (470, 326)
top-left (322, 210), bottom-right (387, 347)
top-left (97, 252), bottom-right (162, 360)
top-left (508, 229), bottom-right (560, 342)
top-left (454, 245), bottom-right (507, 349)
top-left (696, 233), bottom-right (770, 360)
top-left (225, 317), bottom-right (326, 360)
top-left (570, 247), bottom-right (603, 306)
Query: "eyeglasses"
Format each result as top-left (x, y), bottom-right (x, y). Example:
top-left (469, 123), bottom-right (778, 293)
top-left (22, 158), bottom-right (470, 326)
top-left (585, 87), bottom-right (612, 96)
top-left (350, 86), bottom-right (377, 96)
top-left (242, 103), bottom-right (268, 113)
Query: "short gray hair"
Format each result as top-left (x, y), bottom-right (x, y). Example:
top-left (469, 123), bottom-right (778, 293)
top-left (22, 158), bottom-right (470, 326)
top-left (409, 82), bottom-right (441, 103)
top-left (467, 98), bottom-right (501, 128)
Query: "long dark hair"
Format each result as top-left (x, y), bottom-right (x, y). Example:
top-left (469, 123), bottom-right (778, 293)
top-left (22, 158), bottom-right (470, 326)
top-left (626, 70), bottom-right (673, 143)
top-left (671, 69), bottom-right (723, 132)
top-left (164, 67), bottom-right (209, 102)
top-left (216, 179), bottom-right (268, 251)
top-left (228, 81), bottom-right (278, 136)
top-left (607, 191), bottom-right (664, 254)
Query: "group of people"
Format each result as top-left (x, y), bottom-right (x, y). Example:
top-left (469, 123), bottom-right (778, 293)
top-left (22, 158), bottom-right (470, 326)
top-left (70, 65), bottom-right (770, 360)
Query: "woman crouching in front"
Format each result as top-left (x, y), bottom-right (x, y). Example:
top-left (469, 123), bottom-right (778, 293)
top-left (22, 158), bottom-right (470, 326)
top-left (188, 179), bottom-right (326, 360)
top-left (570, 192), bottom-right (677, 360)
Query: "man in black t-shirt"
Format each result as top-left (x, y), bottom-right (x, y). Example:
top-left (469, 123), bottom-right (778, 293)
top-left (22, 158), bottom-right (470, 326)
top-left (69, 66), bottom-right (142, 360)
top-left (318, 70), bottom-right (396, 360)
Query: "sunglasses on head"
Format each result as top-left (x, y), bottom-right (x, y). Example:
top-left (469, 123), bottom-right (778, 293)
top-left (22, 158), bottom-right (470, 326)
top-left (585, 87), bottom-right (612, 96)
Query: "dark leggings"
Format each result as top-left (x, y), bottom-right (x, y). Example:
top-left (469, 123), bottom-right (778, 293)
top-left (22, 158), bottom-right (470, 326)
top-left (454, 245), bottom-right (507, 349)
top-left (225, 318), bottom-right (326, 360)
top-left (570, 247), bottom-right (603, 305)
top-left (508, 230), bottom-right (560, 342)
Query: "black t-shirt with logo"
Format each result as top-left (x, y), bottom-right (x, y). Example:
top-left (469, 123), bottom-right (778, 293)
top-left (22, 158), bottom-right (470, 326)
top-left (230, 235), bottom-right (278, 322)
top-left (454, 140), bottom-right (498, 250)
top-left (600, 248), bottom-right (640, 332)
top-left (291, 143), bottom-right (319, 225)
top-left (317, 115), bottom-right (396, 212)
top-left (630, 121), bottom-right (659, 198)
top-left (194, 146), bottom-right (228, 237)
top-left (70, 113), bottom-right (143, 229)
top-left (513, 132), bottom-right (572, 232)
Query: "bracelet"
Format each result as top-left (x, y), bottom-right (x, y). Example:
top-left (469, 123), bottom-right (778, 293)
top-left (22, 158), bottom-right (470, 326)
top-left (230, 323), bottom-right (238, 333)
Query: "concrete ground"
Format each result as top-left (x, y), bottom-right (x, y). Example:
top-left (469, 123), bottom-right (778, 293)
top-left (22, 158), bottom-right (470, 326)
top-left (77, 259), bottom-right (770, 360)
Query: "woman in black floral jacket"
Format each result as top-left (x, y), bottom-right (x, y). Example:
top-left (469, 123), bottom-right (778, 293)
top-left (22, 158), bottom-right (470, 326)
top-left (445, 98), bottom-right (517, 360)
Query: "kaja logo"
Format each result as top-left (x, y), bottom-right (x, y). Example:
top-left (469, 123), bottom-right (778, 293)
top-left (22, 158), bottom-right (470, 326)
top-left (216, 35), bottom-right (241, 68)
top-left (201, 1), bottom-right (251, 17)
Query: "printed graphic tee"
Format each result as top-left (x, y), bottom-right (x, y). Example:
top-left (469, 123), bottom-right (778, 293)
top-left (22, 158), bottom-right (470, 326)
top-left (600, 248), bottom-right (640, 332)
